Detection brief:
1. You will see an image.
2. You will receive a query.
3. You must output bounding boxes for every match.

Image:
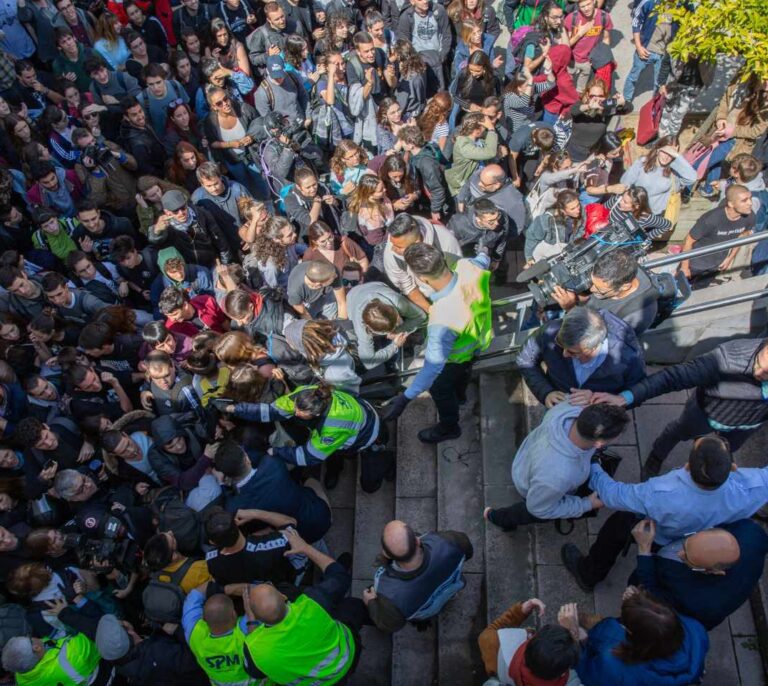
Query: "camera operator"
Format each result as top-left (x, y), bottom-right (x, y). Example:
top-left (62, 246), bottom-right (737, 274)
top-left (551, 249), bottom-right (662, 336)
top-left (73, 127), bottom-right (139, 219)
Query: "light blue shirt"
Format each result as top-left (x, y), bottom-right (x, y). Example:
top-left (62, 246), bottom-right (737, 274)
top-left (589, 463), bottom-right (768, 545)
top-left (182, 588), bottom-right (248, 643)
top-left (572, 338), bottom-right (609, 387)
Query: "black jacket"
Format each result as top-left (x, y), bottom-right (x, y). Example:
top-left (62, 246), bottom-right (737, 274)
top-left (409, 144), bottom-right (447, 214)
top-left (517, 309), bottom-right (647, 404)
top-left (118, 121), bottom-right (166, 176)
top-left (447, 207), bottom-right (510, 262)
top-left (628, 338), bottom-right (768, 427)
top-left (148, 205), bottom-right (233, 267)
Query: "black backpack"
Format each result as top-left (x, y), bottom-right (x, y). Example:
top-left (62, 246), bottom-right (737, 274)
top-left (152, 488), bottom-right (202, 555)
top-left (141, 556), bottom-right (195, 624)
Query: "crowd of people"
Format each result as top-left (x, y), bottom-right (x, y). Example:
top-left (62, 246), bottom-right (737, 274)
top-left (0, 0), bottom-right (764, 682)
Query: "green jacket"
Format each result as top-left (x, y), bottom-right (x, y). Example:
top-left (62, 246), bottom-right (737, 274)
top-left (445, 130), bottom-right (499, 197)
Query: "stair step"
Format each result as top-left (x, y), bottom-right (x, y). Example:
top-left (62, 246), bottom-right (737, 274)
top-left (392, 397), bottom-right (439, 685)
top-left (434, 382), bottom-right (486, 682)
top-left (479, 372), bottom-right (535, 621)
top-left (348, 451), bottom-right (395, 685)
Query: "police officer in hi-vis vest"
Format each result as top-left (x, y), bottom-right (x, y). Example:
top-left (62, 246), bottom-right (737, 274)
top-left (225, 382), bottom-right (395, 493)
top-left (2, 607), bottom-right (114, 686)
top-left (242, 527), bottom-right (367, 686)
top-left (383, 241), bottom-right (493, 443)
top-left (183, 581), bottom-right (265, 686)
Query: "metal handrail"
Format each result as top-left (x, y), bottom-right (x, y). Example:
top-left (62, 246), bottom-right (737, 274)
top-left (365, 287), bottom-right (768, 386)
top-left (491, 231), bottom-right (768, 308)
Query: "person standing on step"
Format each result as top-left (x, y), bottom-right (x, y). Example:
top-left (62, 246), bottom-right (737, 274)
top-left (561, 435), bottom-right (768, 593)
top-left (589, 336), bottom-right (768, 479)
top-left (363, 519), bottom-right (473, 633)
top-left (382, 242), bottom-right (493, 444)
top-left (484, 402), bottom-right (629, 531)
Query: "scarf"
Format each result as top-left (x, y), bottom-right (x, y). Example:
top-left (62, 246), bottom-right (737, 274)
top-left (169, 204), bottom-right (198, 232)
top-left (507, 639), bottom-right (568, 686)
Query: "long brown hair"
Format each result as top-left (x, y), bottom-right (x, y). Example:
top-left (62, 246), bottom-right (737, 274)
top-left (613, 590), bottom-right (684, 664)
top-left (737, 73), bottom-right (768, 126)
top-left (167, 141), bottom-right (205, 187)
top-left (7, 562), bottom-right (52, 600)
top-left (225, 364), bottom-right (268, 403)
top-left (250, 216), bottom-right (292, 272)
top-left (379, 154), bottom-right (416, 198)
top-left (330, 140), bottom-right (367, 178)
top-left (642, 135), bottom-right (678, 177)
top-left (417, 92), bottom-right (453, 141)
top-left (347, 174), bottom-right (382, 215)
top-left (94, 11), bottom-right (121, 46)
top-left (447, 0), bottom-right (485, 25)
top-left (212, 331), bottom-right (268, 367)
top-left (390, 39), bottom-right (426, 79)
top-left (301, 320), bottom-right (340, 364)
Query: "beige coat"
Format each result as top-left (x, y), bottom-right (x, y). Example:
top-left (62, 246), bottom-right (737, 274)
top-left (715, 83), bottom-right (768, 159)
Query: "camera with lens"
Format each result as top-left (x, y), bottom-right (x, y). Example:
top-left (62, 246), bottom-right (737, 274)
top-left (65, 513), bottom-right (142, 573)
top-left (82, 143), bottom-right (114, 169)
top-left (517, 214), bottom-right (651, 307)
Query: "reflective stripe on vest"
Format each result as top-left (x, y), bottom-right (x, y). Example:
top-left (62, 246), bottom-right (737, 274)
top-left (245, 596), bottom-right (355, 685)
top-left (284, 625), bottom-right (353, 686)
top-left (428, 258), bottom-right (493, 364)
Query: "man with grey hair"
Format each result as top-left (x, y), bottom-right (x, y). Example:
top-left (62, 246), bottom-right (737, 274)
top-left (517, 306), bottom-right (646, 408)
top-left (287, 260), bottom-right (348, 320)
top-left (2, 605), bottom-right (114, 684)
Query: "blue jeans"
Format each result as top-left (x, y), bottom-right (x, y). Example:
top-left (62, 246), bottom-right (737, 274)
top-left (622, 50), bottom-right (664, 102)
top-left (224, 159), bottom-right (272, 202)
top-left (541, 109), bottom-right (559, 125)
top-left (701, 138), bottom-right (736, 191)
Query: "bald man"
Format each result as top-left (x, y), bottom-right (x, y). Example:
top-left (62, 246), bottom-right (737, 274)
top-left (630, 518), bottom-right (768, 630)
top-left (363, 520), bottom-right (473, 633)
top-left (182, 582), bottom-right (254, 685)
top-left (455, 164), bottom-right (526, 238)
top-left (242, 527), bottom-right (366, 684)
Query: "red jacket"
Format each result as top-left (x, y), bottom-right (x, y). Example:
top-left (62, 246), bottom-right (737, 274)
top-left (166, 295), bottom-right (228, 335)
top-left (537, 45), bottom-right (580, 116)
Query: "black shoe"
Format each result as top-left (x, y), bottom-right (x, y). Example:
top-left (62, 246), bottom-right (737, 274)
top-left (324, 468), bottom-right (341, 491)
top-left (337, 552), bottom-right (353, 572)
top-left (484, 507), bottom-right (517, 532)
top-left (418, 424), bottom-right (461, 444)
top-left (641, 451), bottom-right (664, 481)
top-left (561, 543), bottom-right (595, 593)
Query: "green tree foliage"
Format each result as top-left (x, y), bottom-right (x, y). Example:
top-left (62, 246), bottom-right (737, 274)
top-left (659, 0), bottom-right (768, 79)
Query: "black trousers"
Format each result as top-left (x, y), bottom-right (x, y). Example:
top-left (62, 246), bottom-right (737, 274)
top-left (576, 511), bottom-right (639, 586)
top-left (491, 481), bottom-right (593, 530)
top-left (652, 395), bottom-right (757, 461)
top-left (431, 361), bottom-right (472, 430)
top-left (324, 424), bottom-right (394, 493)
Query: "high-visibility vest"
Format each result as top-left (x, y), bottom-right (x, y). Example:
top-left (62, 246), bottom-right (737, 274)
top-left (244, 595), bottom-right (355, 686)
top-left (428, 258), bottom-right (493, 364)
top-left (274, 386), bottom-right (373, 461)
top-left (16, 634), bottom-right (101, 686)
top-left (188, 620), bottom-right (259, 686)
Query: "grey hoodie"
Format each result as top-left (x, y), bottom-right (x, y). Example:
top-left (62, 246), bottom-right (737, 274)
top-left (719, 173), bottom-right (767, 215)
top-left (511, 401), bottom-right (595, 520)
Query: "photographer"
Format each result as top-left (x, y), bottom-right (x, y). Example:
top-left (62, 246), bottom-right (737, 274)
top-left (551, 249), bottom-right (662, 336)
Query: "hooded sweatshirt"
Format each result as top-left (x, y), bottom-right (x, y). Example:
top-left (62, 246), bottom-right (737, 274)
top-left (538, 45), bottom-right (579, 116)
top-left (147, 415), bottom-right (210, 491)
top-left (155, 247), bottom-right (214, 300)
top-left (511, 401), bottom-right (595, 520)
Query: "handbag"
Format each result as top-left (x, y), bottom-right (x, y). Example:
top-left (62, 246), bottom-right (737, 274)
top-left (637, 91), bottom-right (666, 146)
top-left (665, 176), bottom-right (682, 226)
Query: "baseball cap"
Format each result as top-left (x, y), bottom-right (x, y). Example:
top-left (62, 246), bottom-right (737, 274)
top-left (32, 207), bottom-right (56, 225)
top-left (161, 189), bottom-right (187, 212)
top-left (266, 55), bottom-right (286, 80)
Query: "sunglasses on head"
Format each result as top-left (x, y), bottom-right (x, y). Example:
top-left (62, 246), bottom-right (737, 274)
top-left (168, 98), bottom-right (185, 109)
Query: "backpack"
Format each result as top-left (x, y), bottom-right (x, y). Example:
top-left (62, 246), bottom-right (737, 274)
top-left (0, 604), bottom-right (31, 650)
top-left (511, 28), bottom-right (541, 68)
top-left (151, 488), bottom-right (202, 555)
top-left (141, 556), bottom-right (195, 624)
top-left (139, 80), bottom-right (184, 110)
top-left (649, 269), bottom-right (690, 326)
top-left (752, 188), bottom-right (768, 233)
top-left (277, 183), bottom-right (295, 214)
top-left (259, 71), bottom-right (303, 112)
